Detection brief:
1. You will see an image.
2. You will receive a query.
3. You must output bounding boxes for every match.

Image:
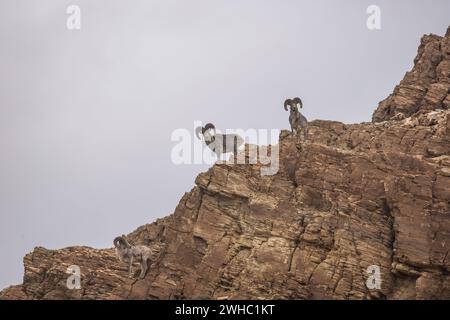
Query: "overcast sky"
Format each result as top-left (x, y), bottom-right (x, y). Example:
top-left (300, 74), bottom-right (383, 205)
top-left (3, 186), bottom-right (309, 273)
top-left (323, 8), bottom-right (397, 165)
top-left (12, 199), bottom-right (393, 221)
top-left (0, 0), bottom-right (449, 290)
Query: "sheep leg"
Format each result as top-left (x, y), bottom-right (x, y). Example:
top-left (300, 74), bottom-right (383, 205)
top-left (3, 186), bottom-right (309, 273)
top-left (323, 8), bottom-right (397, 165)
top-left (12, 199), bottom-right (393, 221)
top-left (128, 255), bottom-right (134, 277)
top-left (139, 258), bottom-right (148, 279)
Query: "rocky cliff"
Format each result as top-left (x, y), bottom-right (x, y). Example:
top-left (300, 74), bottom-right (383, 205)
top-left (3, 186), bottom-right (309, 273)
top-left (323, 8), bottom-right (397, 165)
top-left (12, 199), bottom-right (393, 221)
top-left (1, 27), bottom-right (450, 300)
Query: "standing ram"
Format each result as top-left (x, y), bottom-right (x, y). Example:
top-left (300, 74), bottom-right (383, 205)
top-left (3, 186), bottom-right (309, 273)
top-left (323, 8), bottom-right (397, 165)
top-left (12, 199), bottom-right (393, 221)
top-left (195, 123), bottom-right (244, 159)
top-left (284, 97), bottom-right (308, 139)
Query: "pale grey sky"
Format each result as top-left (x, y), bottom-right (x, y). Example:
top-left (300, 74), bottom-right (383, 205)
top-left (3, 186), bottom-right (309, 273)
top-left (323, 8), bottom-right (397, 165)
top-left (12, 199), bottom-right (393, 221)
top-left (0, 0), bottom-right (449, 290)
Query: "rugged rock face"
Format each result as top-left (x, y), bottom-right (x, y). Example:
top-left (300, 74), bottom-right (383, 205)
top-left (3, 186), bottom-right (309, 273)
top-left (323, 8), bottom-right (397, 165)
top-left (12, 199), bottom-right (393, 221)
top-left (1, 28), bottom-right (449, 300)
top-left (372, 26), bottom-right (450, 122)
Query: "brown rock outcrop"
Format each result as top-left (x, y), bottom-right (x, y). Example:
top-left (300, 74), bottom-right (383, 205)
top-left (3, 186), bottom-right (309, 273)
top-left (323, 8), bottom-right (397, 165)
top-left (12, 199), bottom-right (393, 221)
top-left (1, 28), bottom-right (449, 300)
top-left (372, 29), bottom-right (450, 122)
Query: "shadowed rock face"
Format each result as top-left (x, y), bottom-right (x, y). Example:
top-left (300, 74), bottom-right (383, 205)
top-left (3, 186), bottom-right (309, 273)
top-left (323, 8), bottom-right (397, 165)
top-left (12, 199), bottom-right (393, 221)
top-left (1, 28), bottom-right (449, 301)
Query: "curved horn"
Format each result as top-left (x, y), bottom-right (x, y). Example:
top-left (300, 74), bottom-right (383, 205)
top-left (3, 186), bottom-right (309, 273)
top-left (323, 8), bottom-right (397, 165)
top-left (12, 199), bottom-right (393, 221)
top-left (284, 99), bottom-right (292, 111)
top-left (113, 236), bottom-right (123, 248)
top-left (195, 126), bottom-right (204, 139)
top-left (293, 97), bottom-right (303, 109)
top-left (121, 235), bottom-right (132, 248)
top-left (204, 123), bottom-right (215, 132)
top-left (203, 123), bottom-right (216, 137)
